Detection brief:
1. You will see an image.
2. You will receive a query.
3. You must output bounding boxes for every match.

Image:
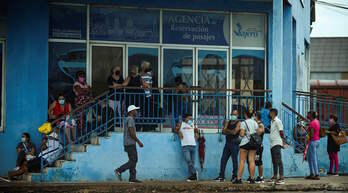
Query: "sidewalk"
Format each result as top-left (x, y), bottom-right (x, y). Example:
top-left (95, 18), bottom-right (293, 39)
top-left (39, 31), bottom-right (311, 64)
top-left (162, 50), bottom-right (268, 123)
top-left (0, 176), bottom-right (348, 193)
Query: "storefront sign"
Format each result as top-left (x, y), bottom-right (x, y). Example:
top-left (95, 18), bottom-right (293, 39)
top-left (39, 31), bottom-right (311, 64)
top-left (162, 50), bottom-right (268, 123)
top-left (163, 11), bottom-right (229, 45)
top-left (232, 14), bottom-right (265, 48)
top-left (90, 7), bottom-right (160, 43)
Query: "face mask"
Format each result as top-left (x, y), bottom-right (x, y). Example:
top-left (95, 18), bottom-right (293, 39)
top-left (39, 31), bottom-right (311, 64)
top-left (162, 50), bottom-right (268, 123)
top-left (187, 120), bottom-right (193, 126)
top-left (329, 119), bottom-right (335, 126)
top-left (231, 115), bottom-right (238, 121)
top-left (58, 99), bottom-right (65, 105)
top-left (21, 137), bottom-right (26, 143)
top-left (114, 71), bottom-right (121, 76)
top-left (78, 77), bottom-right (85, 83)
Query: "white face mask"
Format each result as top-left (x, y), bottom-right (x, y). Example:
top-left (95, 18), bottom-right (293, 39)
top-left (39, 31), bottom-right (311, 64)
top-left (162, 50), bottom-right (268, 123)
top-left (21, 137), bottom-right (26, 143)
top-left (58, 99), bottom-right (65, 105)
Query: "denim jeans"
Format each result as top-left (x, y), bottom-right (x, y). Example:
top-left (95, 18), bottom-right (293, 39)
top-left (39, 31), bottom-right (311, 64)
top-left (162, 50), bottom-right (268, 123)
top-left (182, 145), bottom-right (197, 177)
top-left (307, 140), bottom-right (319, 176)
top-left (271, 145), bottom-right (284, 177)
top-left (219, 142), bottom-right (240, 178)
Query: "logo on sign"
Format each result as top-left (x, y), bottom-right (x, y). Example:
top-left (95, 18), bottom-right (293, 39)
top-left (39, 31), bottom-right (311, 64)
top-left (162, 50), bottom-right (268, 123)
top-left (234, 22), bottom-right (262, 39)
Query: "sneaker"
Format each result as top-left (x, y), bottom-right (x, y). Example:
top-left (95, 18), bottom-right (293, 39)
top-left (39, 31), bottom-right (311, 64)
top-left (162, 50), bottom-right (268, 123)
top-left (313, 175), bottom-right (320, 180)
top-left (233, 179), bottom-right (242, 184)
top-left (266, 177), bottom-right (277, 183)
top-left (231, 175), bottom-right (237, 182)
top-left (246, 176), bottom-right (252, 183)
top-left (305, 175), bottom-right (314, 180)
top-left (255, 176), bottom-right (264, 184)
top-left (187, 174), bottom-right (197, 182)
top-left (114, 169), bottom-right (122, 181)
top-left (249, 179), bottom-right (255, 184)
top-left (333, 173), bottom-right (339, 177)
top-left (213, 176), bottom-right (225, 182)
top-left (129, 179), bottom-right (142, 183)
top-left (327, 172), bottom-right (333, 176)
top-left (276, 179), bottom-right (285, 185)
top-left (196, 171), bottom-right (199, 181)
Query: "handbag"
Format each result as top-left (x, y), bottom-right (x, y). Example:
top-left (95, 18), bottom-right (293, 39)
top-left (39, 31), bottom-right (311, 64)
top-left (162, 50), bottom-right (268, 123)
top-left (244, 121), bottom-right (262, 148)
top-left (319, 128), bottom-right (326, 138)
top-left (331, 131), bottom-right (347, 145)
top-left (38, 122), bottom-right (52, 134)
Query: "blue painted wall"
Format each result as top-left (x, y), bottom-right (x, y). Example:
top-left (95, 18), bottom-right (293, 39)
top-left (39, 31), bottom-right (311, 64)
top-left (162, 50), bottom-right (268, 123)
top-left (0, 0), bottom-right (49, 176)
top-left (34, 133), bottom-right (348, 182)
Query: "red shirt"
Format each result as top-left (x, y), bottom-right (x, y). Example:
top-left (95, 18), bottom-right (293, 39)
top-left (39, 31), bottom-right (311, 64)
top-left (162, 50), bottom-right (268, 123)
top-left (308, 119), bottom-right (320, 141)
top-left (53, 102), bottom-right (70, 117)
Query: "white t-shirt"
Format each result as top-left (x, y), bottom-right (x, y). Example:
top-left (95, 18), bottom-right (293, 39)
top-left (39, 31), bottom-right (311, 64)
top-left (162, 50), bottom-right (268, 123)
top-left (240, 118), bottom-right (259, 146)
top-left (269, 116), bottom-right (284, 148)
top-left (179, 121), bottom-right (196, 147)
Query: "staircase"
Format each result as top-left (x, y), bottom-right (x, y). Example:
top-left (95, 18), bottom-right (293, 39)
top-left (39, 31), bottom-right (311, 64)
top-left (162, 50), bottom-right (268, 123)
top-left (25, 89), bottom-right (348, 182)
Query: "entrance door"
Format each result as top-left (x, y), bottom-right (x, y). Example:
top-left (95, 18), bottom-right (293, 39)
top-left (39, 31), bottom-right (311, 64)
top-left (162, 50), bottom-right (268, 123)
top-left (90, 45), bottom-right (124, 96)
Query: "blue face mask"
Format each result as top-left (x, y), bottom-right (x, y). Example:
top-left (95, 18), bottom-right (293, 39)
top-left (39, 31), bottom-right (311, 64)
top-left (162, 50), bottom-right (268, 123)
top-left (231, 115), bottom-right (238, 121)
top-left (187, 120), bottom-right (193, 126)
top-left (58, 99), bottom-right (65, 105)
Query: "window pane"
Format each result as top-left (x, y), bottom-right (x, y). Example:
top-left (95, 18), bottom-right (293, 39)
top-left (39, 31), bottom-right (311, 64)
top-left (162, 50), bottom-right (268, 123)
top-left (127, 47), bottom-right (158, 86)
top-left (49, 5), bottom-right (86, 39)
top-left (232, 49), bottom-right (265, 91)
top-left (197, 50), bottom-right (227, 129)
top-left (48, 43), bottom-right (86, 104)
top-left (232, 14), bottom-right (265, 48)
top-left (163, 49), bottom-right (193, 87)
top-left (90, 7), bottom-right (160, 43)
top-left (92, 46), bottom-right (123, 97)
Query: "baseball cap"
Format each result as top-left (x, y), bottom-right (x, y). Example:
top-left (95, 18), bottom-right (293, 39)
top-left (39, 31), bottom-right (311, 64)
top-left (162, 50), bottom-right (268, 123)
top-left (127, 105), bottom-right (140, 113)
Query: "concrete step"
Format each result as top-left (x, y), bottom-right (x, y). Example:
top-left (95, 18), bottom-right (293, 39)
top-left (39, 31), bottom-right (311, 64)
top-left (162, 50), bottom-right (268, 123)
top-left (70, 144), bottom-right (87, 153)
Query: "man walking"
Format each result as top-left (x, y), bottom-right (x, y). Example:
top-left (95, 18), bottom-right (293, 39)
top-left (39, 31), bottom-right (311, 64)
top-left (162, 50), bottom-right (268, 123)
top-left (115, 105), bottom-right (143, 183)
top-left (214, 110), bottom-right (241, 182)
top-left (177, 114), bottom-right (199, 181)
top-left (268, 108), bottom-right (285, 185)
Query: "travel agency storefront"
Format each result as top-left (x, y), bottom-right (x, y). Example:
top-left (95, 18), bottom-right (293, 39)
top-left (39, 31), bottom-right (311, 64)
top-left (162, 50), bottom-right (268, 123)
top-left (0, 0), bottom-right (313, 178)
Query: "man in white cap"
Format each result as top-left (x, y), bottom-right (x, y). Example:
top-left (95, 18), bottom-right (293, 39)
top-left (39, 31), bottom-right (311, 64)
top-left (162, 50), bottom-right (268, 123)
top-left (114, 105), bottom-right (143, 183)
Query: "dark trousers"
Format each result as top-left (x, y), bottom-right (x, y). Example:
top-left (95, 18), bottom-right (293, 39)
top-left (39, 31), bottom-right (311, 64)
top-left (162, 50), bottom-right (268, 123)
top-left (271, 145), bottom-right (284, 177)
top-left (118, 145), bottom-right (138, 180)
top-left (219, 142), bottom-right (240, 178)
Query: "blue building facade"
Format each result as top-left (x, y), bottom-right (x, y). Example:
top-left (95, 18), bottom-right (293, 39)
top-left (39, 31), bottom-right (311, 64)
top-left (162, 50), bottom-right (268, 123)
top-left (0, 0), bottom-right (329, 181)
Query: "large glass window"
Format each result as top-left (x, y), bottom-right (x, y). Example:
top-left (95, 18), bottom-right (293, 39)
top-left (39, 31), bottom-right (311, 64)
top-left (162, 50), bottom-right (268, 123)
top-left (127, 47), bottom-right (159, 86)
top-left (90, 7), bottom-right (160, 43)
top-left (197, 50), bottom-right (227, 129)
top-left (49, 5), bottom-right (86, 39)
top-left (163, 48), bottom-right (193, 87)
top-left (48, 43), bottom-right (86, 104)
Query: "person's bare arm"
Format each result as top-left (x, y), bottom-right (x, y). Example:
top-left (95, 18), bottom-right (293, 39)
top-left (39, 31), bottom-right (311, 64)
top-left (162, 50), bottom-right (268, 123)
top-left (29, 146), bottom-right (35, 156)
top-left (239, 128), bottom-right (245, 137)
top-left (233, 122), bottom-right (241, 135)
top-left (48, 101), bottom-right (56, 119)
top-left (122, 77), bottom-right (130, 86)
top-left (194, 128), bottom-right (199, 140)
top-left (74, 85), bottom-right (89, 95)
top-left (129, 127), bottom-right (143, 147)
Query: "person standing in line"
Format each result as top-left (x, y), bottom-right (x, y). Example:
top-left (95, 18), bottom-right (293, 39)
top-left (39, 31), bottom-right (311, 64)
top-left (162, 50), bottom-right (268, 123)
top-left (177, 114), bottom-right (199, 181)
top-left (327, 114), bottom-right (341, 176)
top-left (254, 111), bottom-right (265, 183)
top-left (268, 108), bottom-right (285, 185)
top-left (305, 111), bottom-right (321, 180)
top-left (260, 101), bottom-right (272, 133)
top-left (107, 66), bottom-right (124, 118)
top-left (114, 105), bottom-right (143, 183)
top-left (214, 110), bottom-right (241, 182)
top-left (233, 110), bottom-right (258, 184)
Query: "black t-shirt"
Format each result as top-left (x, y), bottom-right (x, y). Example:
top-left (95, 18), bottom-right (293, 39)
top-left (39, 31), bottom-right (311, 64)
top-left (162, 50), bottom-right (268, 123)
top-left (107, 76), bottom-right (124, 100)
top-left (127, 75), bottom-right (142, 93)
top-left (226, 120), bottom-right (240, 143)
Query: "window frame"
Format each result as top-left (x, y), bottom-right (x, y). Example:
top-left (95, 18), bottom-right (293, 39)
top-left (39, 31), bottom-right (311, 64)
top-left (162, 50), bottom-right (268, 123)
top-left (0, 40), bottom-right (6, 132)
